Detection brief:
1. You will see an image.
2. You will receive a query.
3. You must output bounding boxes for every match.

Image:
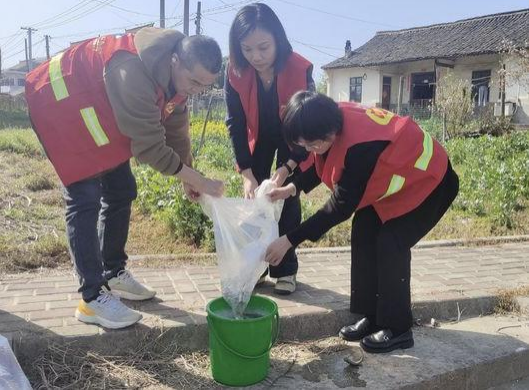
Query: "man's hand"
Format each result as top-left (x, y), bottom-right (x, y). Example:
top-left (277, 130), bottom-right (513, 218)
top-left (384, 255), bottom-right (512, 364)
top-left (196, 178), bottom-right (224, 197)
top-left (267, 183), bottom-right (296, 202)
top-left (265, 236), bottom-right (293, 266)
top-left (241, 169), bottom-right (258, 199)
top-left (176, 165), bottom-right (224, 198)
top-left (183, 183), bottom-right (200, 202)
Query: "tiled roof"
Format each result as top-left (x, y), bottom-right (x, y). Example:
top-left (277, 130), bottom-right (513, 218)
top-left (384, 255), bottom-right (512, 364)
top-left (323, 9), bottom-right (529, 69)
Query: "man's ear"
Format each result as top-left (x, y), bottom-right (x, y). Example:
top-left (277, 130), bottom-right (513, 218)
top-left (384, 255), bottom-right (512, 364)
top-left (171, 54), bottom-right (180, 67)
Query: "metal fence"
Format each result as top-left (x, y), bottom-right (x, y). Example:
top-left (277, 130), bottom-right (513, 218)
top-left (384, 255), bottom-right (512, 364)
top-left (189, 90), bottom-right (226, 122)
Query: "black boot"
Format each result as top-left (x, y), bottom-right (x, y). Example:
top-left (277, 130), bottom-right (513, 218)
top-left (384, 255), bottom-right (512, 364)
top-left (360, 329), bottom-right (414, 353)
top-left (339, 317), bottom-right (379, 341)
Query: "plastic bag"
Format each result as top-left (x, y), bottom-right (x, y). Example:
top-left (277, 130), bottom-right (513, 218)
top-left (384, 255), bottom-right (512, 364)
top-left (201, 180), bottom-right (283, 317)
top-left (0, 335), bottom-right (32, 390)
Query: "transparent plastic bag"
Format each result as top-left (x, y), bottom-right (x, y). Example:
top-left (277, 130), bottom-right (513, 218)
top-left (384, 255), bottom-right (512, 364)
top-left (200, 180), bottom-right (283, 317)
top-left (0, 335), bottom-right (32, 390)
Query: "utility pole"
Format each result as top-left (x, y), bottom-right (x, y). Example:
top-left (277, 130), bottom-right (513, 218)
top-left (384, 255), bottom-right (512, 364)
top-left (0, 47), bottom-right (2, 79)
top-left (195, 2), bottom-right (202, 35)
top-left (24, 38), bottom-right (29, 72)
top-left (45, 35), bottom-right (50, 60)
top-left (184, 0), bottom-right (190, 36)
top-left (21, 27), bottom-right (37, 70)
top-left (159, 0), bottom-right (165, 28)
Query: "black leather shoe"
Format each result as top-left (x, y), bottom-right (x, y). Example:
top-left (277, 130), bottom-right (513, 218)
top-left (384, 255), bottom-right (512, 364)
top-left (360, 329), bottom-right (414, 353)
top-left (339, 317), bottom-right (377, 341)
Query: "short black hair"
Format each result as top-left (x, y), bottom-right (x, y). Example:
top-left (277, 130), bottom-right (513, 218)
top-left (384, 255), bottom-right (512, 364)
top-left (176, 35), bottom-right (222, 74)
top-left (229, 3), bottom-right (292, 74)
top-left (282, 91), bottom-right (343, 147)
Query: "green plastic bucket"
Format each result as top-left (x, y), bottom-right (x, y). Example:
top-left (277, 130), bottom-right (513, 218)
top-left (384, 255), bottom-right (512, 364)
top-left (206, 295), bottom-right (279, 386)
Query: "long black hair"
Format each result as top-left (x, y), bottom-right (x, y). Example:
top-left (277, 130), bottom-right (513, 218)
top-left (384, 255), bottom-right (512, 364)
top-left (282, 91), bottom-right (343, 147)
top-left (229, 3), bottom-right (292, 74)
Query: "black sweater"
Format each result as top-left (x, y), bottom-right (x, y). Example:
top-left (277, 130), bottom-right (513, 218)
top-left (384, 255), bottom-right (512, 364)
top-left (224, 67), bottom-right (314, 171)
top-left (287, 141), bottom-right (390, 247)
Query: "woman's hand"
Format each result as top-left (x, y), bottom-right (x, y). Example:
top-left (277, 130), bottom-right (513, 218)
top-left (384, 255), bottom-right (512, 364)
top-left (241, 169), bottom-right (258, 199)
top-left (271, 166), bottom-right (289, 187)
top-left (267, 183), bottom-right (296, 202)
top-left (271, 161), bottom-right (296, 187)
top-left (265, 236), bottom-right (293, 266)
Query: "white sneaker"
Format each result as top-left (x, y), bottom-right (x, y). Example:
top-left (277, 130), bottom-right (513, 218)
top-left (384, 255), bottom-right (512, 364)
top-left (75, 290), bottom-right (142, 329)
top-left (274, 274), bottom-right (297, 295)
top-left (107, 270), bottom-right (156, 301)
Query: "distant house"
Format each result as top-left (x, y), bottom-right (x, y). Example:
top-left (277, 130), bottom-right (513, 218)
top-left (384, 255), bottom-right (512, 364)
top-left (322, 9), bottom-right (529, 124)
top-left (0, 58), bottom-right (45, 96)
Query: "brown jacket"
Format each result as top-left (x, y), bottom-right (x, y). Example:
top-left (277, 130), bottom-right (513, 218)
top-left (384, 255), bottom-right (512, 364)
top-left (104, 27), bottom-right (192, 175)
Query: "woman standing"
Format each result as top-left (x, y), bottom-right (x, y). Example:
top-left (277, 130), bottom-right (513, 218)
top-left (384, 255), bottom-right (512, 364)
top-left (265, 91), bottom-right (459, 353)
top-left (225, 3), bottom-right (314, 294)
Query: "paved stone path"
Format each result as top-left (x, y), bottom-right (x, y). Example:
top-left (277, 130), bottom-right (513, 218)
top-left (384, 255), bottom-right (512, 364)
top-left (1, 242), bottom-right (528, 339)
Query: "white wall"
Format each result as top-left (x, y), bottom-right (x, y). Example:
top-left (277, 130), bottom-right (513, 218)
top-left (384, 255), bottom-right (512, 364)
top-left (326, 67), bottom-right (381, 106)
top-left (326, 54), bottom-right (529, 124)
top-left (0, 70), bottom-right (26, 96)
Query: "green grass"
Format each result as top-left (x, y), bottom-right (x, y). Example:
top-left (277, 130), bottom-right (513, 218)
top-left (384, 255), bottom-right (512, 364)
top-left (0, 127), bottom-right (45, 157)
top-left (1, 124), bottom-right (529, 273)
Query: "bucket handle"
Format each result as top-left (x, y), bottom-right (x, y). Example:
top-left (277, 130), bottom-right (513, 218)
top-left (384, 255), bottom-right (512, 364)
top-left (208, 312), bottom-right (280, 360)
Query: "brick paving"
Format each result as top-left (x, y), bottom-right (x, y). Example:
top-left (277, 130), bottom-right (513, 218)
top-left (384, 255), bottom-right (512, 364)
top-left (1, 242), bottom-right (528, 339)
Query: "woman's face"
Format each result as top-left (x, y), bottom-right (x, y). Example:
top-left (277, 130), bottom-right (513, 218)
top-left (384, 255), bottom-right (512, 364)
top-left (296, 135), bottom-right (336, 155)
top-left (240, 28), bottom-right (277, 73)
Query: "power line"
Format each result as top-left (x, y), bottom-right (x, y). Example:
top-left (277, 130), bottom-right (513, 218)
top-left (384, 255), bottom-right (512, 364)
top-left (170, 0), bottom-right (183, 18)
top-left (90, 0), bottom-right (160, 18)
top-left (271, 0), bottom-right (401, 29)
top-left (33, 0), bottom-right (117, 30)
top-left (31, 0), bottom-right (94, 29)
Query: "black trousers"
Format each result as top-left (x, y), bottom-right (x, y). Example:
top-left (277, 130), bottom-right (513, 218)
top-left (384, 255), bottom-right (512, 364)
top-left (251, 136), bottom-right (300, 278)
top-left (350, 163), bottom-right (459, 330)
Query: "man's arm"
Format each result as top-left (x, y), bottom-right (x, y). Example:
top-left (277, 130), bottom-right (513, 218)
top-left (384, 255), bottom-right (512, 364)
top-left (104, 51), bottom-right (184, 175)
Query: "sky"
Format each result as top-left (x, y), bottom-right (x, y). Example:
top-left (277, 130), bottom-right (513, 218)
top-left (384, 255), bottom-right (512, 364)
top-left (1, 0), bottom-right (528, 79)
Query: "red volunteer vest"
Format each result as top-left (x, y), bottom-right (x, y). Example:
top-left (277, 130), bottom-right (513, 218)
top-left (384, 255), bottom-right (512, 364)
top-left (228, 52), bottom-right (314, 171)
top-left (26, 34), bottom-right (185, 186)
top-left (315, 103), bottom-right (448, 222)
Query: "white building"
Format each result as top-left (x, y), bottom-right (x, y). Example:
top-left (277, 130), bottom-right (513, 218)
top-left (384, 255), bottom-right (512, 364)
top-left (323, 9), bottom-right (529, 125)
top-left (0, 59), bottom-right (45, 96)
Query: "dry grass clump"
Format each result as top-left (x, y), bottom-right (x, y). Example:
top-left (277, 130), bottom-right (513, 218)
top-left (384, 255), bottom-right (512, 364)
top-left (495, 285), bottom-right (529, 314)
top-left (32, 333), bottom-right (214, 389)
top-left (30, 333), bottom-right (357, 389)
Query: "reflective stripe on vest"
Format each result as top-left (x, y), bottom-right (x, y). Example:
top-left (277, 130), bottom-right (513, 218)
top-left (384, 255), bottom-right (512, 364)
top-left (49, 53), bottom-right (69, 101)
top-left (415, 129), bottom-right (433, 171)
top-left (378, 174), bottom-right (405, 201)
top-left (80, 107), bottom-right (110, 146)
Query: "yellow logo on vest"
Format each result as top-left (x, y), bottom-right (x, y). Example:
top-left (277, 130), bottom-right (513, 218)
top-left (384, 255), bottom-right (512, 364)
top-left (366, 107), bottom-right (395, 126)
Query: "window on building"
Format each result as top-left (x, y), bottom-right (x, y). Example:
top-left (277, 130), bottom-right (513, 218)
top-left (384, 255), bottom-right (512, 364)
top-left (471, 70), bottom-right (491, 106)
top-left (411, 72), bottom-right (435, 105)
top-left (349, 77), bottom-right (362, 103)
top-left (17, 79), bottom-right (25, 87)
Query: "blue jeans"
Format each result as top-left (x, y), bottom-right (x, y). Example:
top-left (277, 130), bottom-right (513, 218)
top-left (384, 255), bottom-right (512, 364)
top-left (63, 161), bottom-right (137, 300)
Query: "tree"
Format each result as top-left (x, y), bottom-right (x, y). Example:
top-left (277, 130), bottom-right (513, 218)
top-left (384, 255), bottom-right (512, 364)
top-left (498, 39), bottom-right (529, 89)
top-left (316, 73), bottom-right (328, 94)
top-left (435, 71), bottom-right (473, 139)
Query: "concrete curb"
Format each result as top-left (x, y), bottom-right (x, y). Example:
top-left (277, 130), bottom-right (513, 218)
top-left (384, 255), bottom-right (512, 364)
top-left (12, 293), bottom-right (499, 367)
top-left (128, 234), bottom-right (529, 260)
top-left (400, 348), bottom-right (529, 390)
